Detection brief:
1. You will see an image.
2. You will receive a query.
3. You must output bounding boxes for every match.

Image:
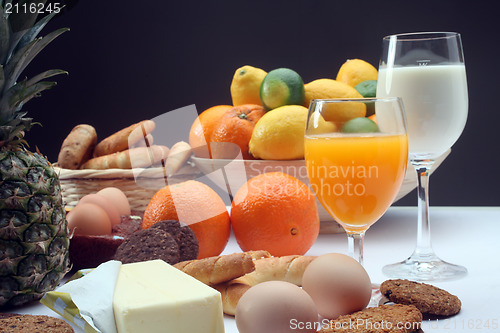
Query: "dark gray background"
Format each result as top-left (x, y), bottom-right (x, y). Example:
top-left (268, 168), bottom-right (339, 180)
top-left (24, 0), bottom-right (499, 206)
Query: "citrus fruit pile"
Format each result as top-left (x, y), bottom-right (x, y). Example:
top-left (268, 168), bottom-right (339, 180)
top-left (189, 59), bottom-right (379, 161)
top-left (142, 59), bottom-right (379, 259)
top-left (142, 172), bottom-right (319, 258)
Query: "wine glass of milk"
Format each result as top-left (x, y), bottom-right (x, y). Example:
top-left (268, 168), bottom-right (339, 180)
top-left (377, 32), bottom-right (468, 281)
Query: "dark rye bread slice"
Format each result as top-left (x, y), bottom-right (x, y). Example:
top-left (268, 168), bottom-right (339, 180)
top-left (380, 279), bottom-right (461, 316)
top-left (0, 314), bottom-right (74, 332)
top-left (113, 227), bottom-right (180, 264)
top-left (150, 220), bottom-right (199, 261)
top-left (319, 304), bottom-right (422, 333)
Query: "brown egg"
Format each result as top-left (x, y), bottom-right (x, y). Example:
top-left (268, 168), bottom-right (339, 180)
top-left (67, 203), bottom-right (112, 236)
top-left (302, 253), bottom-right (371, 319)
top-left (236, 281), bottom-right (318, 333)
top-left (97, 187), bottom-right (131, 216)
top-left (79, 193), bottom-right (121, 226)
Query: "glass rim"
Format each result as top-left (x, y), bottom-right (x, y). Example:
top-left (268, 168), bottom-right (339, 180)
top-left (310, 97), bottom-right (402, 104)
top-left (383, 31), bottom-right (460, 42)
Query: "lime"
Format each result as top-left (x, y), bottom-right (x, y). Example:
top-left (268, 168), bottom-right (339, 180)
top-left (354, 80), bottom-right (377, 117)
top-left (354, 80), bottom-right (377, 98)
top-left (259, 68), bottom-right (305, 110)
top-left (341, 117), bottom-right (380, 133)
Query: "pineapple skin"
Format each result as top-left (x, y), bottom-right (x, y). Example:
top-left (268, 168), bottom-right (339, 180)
top-left (0, 148), bottom-right (70, 308)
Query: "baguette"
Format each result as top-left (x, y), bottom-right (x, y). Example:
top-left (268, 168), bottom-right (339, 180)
top-left (214, 255), bottom-right (317, 315)
top-left (81, 145), bottom-right (168, 169)
top-left (94, 120), bottom-right (156, 157)
top-left (57, 124), bottom-right (97, 169)
top-left (165, 141), bottom-right (192, 177)
top-left (174, 251), bottom-right (271, 285)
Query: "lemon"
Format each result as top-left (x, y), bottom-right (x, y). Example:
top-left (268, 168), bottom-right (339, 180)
top-left (336, 59), bottom-right (378, 87)
top-left (259, 68), bottom-right (305, 110)
top-left (341, 117), bottom-right (380, 133)
top-left (230, 65), bottom-right (267, 106)
top-left (249, 105), bottom-right (308, 160)
top-left (307, 113), bottom-right (338, 135)
top-left (303, 79), bottom-right (366, 123)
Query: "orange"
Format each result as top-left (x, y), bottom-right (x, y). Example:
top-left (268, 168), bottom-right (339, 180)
top-left (189, 105), bottom-right (233, 158)
top-left (231, 172), bottom-right (320, 256)
top-left (210, 104), bottom-right (266, 160)
top-left (142, 180), bottom-right (231, 259)
top-left (368, 114), bottom-right (377, 122)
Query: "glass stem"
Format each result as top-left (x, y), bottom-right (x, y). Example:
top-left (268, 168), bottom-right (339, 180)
top-left (347, 232), bottom-right (365, 265)
top-left (412, 159), bottom-right (436, 259)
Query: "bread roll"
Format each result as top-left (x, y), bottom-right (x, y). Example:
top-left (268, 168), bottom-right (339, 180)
top-left (94, 120), bottom-right (156, 157)
top-left (57, 124), bottom-right (97, 169)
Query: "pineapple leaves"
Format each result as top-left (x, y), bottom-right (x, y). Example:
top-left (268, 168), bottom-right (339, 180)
top-left (0, 5), bottom-right (10, 65)
top-left (3, 27), bottom-right (68, 92)
top-left (0, 65), bottom-right (4, 94)
top-left (13, 80), bottom-right (56, 107)
top-left (8, 0), bottom-right (47, 33)
top-left (26, 69), bottom-right (67, 87)
top-left (13, 9), bottom-right (61, 59)
top-left (0, 78), bottom-right (56, 124)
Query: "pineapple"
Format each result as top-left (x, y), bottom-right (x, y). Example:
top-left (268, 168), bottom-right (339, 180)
top-left (0, 1), bottom-right (70, 307)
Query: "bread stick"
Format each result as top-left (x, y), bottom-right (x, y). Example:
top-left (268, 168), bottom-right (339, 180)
top-left (214, 255), bottom-right (317, 315)
top-left (81, 145), bottom-right (168, 169)
top-left (174, 251), bottom-right (270, 285)
top-left (94, 120), bottom-right (156, 157)
top-left (165, 141), bottom-right (192, 177)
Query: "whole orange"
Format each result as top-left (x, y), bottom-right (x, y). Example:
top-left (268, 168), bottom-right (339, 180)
top-left (142, 180), bottom-right (231, 259)
top-left (210, 104), bottom-right (266, 160)
top-left (231, 172), bottom-right (320, 256)
top-left (189, 105), bottom-right (233, 158)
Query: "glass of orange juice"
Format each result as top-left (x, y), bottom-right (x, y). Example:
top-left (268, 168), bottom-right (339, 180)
top-left (305, 98), bottom-right (408, 265)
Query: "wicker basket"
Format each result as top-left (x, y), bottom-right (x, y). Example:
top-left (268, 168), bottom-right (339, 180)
top-left (54, 163), bottom-right (202, 212)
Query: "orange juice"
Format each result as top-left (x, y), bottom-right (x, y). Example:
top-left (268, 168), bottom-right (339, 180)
top-left (305, 133), bottom-right (408, 233)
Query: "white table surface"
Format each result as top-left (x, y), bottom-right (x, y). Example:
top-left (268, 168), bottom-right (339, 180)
top-left (9, 206), bottom-right (500, 332)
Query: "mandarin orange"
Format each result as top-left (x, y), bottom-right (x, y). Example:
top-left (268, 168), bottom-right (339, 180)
top-left (231, 172), bottom-right (320, 256)
top-left (142, 180), bottom-right (231, 259)
top-left (189, 105), bottom-right (233, 158)
top-left (210, 104), bottom-right (266, 160)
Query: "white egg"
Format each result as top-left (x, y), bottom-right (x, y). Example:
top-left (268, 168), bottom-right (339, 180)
top-left (302, 253), bottom-right (371, 319)
top-left (67, 203), bottom-right (112, 236)
top-left (97, 187), bottom-right (131, 215)
top-left (236, 281), bottom-right (318, 333)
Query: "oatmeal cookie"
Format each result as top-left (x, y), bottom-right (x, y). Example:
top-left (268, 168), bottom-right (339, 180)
top-left (380, 279), bottom-right (461, 316)
top-left (319, 304), bottom-right (422, 333)
top-left (0, 314), bottom-right (74, 332)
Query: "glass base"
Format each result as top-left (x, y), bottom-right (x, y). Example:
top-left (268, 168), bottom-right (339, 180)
top-left (382, 255), bottom-right (467, 282)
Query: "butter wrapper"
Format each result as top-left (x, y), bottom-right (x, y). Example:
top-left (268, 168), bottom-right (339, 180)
top-left (41, 260), bottom-right (122, 333)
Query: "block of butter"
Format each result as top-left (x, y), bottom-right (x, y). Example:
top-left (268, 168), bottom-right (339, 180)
top-left (113, 259), bottom-right (225, 333)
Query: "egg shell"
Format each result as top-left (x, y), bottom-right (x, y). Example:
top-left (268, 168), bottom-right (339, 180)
top-left (96, 187), bottom-right (131, 215)
top-left (236, 281), bottom-right (318, 333)
top-left (67, 203), bottom-right (112, 236)
top-left (302, 253), bottom-right (371, 319)
top-left (79, 193), bottom-right (122, 226)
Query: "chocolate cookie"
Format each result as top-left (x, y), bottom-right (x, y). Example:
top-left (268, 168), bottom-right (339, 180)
top-left (113, 227), bottom-right (180, 264)
top-left (150, 220), bottom-right (199, 261)
top-left (319, 304), bottom-right (422, 333)
top-left (0, 314), bottom-right (74, 332)
top-left (380, 279), bottom-right (461, 316)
